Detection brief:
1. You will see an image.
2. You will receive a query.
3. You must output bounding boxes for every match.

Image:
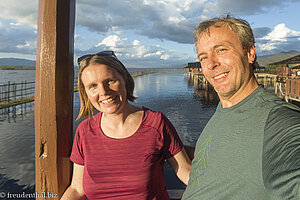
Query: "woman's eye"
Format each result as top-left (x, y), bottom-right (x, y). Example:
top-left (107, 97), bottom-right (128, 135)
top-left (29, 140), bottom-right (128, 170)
top-left (108, 79), bottom-right (116, 84)
top-left (90, 84), bottom-right (97, 89)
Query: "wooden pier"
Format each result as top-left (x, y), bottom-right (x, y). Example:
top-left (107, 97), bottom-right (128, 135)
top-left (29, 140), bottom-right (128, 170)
top-left (285, 77), bottom-right (300, 103)
top-left (187, 70), bottom-right (300, 104)
top-left (254, 73), bottom-right (278, 86)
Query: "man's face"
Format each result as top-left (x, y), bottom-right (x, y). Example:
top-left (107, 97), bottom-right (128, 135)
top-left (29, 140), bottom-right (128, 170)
top-left (197, 23), bottom-right (255, 102)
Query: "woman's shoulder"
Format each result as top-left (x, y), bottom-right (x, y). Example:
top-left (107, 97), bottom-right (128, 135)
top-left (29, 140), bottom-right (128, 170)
top-left (142, 107), bottom-right (171, 131)
top-left (142, 106), bottom-right (164, 120)
top-left (77, 112), bottom-right (102, 132)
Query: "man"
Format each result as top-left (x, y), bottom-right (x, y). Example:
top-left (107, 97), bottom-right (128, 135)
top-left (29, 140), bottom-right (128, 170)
top-left (182, 16), bottom-right (300, 200)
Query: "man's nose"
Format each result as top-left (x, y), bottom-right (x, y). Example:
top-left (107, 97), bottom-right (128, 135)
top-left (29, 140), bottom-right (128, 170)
top-left (206, 55), bottom-right (219, 70)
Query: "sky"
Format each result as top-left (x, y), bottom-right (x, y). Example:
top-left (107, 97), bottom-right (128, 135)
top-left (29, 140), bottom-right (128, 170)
top-left (0, 0), bottom-right (300, 68)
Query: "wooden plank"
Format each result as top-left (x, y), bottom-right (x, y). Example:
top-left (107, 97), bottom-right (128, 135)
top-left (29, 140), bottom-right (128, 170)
top-left (35, 0), bottom-right (75, 198)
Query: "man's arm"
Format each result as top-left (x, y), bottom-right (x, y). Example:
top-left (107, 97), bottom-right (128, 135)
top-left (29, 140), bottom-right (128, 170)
top-left (262, 104), bottom-right (300, 200)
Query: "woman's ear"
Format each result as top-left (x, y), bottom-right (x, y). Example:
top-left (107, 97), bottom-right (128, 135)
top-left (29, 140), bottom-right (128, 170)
top-left (247, 46), bottom-right (256, 64)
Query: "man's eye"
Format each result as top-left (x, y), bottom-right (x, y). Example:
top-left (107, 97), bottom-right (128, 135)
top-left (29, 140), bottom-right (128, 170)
top-left (199, 57), bottom-right (207, 62)
top-left (217, 48), bottom-right (226, 53)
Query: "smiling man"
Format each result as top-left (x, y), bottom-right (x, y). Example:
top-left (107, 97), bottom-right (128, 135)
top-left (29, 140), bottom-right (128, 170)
top-left (182, 16), bottom-right (300, 200)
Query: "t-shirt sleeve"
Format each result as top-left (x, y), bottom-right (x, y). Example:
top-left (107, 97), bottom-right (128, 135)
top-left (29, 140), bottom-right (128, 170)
top-left (161, 113), bottom-right (183, 159)
top-left (262, 104), bottom-right (300, 200)
top-left (70, 126), bottom-right (85, 165)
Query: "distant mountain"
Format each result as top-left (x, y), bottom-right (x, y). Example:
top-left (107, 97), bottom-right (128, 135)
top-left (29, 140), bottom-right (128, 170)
top-left (257, 50), bottom-right (300, 66)
top-left (0, 58), bottom-right (36, 67)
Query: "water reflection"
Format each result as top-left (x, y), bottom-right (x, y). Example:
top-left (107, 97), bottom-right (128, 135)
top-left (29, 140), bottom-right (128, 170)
top-left (0, 174), bottom-right (34, 199)
top-left (194, 86), bottom-right (219, 106)
top-left (133, 73), bottom-right (217, 147)
top-left (0, 102), bottom-right (34, 123)
top-left (0, 110), bottom-right (35, 194)
top-left (185, 73), bottom-right (219, 106)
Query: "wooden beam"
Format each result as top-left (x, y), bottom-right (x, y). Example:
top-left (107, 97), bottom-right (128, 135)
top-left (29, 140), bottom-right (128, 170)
top-left (35, 0), bottom-right (75, 198)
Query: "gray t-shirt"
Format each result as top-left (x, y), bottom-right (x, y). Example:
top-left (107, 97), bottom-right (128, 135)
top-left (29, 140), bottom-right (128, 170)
top-left (182, 87), bottom-right (300, 200)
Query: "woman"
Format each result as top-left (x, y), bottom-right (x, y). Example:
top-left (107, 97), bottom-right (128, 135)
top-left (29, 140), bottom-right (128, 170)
top-left (61, 51), bottom-right (191, 200)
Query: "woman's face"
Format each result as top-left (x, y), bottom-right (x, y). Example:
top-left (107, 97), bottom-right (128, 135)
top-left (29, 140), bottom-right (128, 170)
top-left (81, 64), bottom-right (128, 115)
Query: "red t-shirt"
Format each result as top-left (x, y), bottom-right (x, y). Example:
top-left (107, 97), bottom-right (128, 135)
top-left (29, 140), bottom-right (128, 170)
top-left (70, 107), bottom-right (183, 200)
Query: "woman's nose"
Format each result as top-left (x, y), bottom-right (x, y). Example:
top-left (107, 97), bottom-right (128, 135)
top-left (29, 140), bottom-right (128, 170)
top-left (97, 84), bottom-right (109, 96)
top-left (89, 84), bottom-right (109, 96)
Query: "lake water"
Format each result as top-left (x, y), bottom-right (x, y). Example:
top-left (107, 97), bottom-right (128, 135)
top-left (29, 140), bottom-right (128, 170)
top-left (0, 69), bottom-right (218, 199)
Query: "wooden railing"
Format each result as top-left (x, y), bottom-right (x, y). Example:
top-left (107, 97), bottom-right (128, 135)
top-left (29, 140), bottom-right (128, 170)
top-left (285, 77), bottom-right (300, 102)
top-left (0, 81), bottom-right (35, 108)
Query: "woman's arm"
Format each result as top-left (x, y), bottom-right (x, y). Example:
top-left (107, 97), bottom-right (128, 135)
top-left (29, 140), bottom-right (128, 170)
top-left (61, 163), bottom-right (86, 200)
top-left (183, 145), bottom-right (195, 161)
top-left (166, 147), bottom-right (192, 185)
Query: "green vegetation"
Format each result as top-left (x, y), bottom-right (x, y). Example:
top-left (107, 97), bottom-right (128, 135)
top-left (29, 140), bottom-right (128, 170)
top-left (257, 51), bottom-right (300, 66)
top-left (131, 71), bottom-right (156, 77)
top-left (264, 65), bottom-right (278, 73)
top-left (0, 66), bottom-right (35, 70)
top-left (0, 97), bottom-right (34, 109)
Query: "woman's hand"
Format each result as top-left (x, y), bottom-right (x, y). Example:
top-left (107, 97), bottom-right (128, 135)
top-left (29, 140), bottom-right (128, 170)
top-left (166, 147), bottom-right (192, 185)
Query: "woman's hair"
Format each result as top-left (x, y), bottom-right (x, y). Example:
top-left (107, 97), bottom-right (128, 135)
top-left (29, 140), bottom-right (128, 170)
top-left (194, 15), bottom-right (255, 51)
top-left (77, 55), bottom-right (136, 119)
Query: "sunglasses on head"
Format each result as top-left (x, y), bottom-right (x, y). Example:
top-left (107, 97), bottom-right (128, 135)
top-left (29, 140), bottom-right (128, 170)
top-left (77, 50), bottom-right (122, 67)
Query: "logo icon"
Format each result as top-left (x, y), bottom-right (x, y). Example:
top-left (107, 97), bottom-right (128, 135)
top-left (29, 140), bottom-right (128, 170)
top-left (0, 192), bottom-right (6, 198)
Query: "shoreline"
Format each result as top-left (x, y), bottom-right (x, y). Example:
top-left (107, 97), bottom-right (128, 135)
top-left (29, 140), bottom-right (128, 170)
top-left (1, 71), bottom-right (157, 108)
top-left (0, 66), bottom-right (35, 70)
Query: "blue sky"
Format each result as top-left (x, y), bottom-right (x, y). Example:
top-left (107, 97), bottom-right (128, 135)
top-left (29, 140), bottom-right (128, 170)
top-left (0, 0), bottom-right (300, 68)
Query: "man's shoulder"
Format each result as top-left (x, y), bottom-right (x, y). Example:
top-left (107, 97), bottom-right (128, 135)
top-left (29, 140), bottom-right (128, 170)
top-left (253, 87), bottom-right (297, 109)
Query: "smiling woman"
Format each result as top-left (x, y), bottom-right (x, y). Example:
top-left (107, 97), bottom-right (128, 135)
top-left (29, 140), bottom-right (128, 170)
top-left (61, 50), bottom-right (192, 200)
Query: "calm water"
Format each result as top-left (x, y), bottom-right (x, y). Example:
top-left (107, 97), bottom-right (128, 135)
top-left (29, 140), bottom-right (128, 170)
top-left (0, 68), bottom-right (182, 84)
top-left (0, 70), bottom-right (217, 198)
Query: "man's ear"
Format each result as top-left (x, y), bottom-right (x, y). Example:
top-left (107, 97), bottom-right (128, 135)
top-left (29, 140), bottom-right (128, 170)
top-left (247, 46), bottom-right (256, 64)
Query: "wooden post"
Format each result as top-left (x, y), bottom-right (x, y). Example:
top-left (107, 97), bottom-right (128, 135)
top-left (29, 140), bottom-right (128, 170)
top-left (35, 0), bottom-right (75, 199)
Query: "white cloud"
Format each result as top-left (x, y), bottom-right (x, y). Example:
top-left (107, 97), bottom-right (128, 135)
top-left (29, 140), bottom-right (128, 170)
top-left (0, 0), bottom-right (38, 28)
top-left (75, 34), bottom-right (186, 68)
top-left (263, 24), bottom-right (300, 42)
top-left (256, 43), bottom-right (277, 52)
top-left (111, 26), bottom-right (123, 35)
top-left (0, 20), bottom-right (37, 54)
top-left (256, 23), bottom-right (300, 55)
top-left (9, 22), bottom-right (22, 26)
top-left (144, 51), bottom-right (162, 58)
top-left (16, 41), bottom-right (32, 49)
top-left (96, 35), bottom-right (127, 49)
top-left (160, 54), bottom-right (170, 60)
top-left (209, 0), bottom-right (299, 16)
top-left (133, 40), bottom-right (141, 46)
top-left (1, 0), bottom-right (300, 66)
top-left (168, 16), bottom-right (185, 23)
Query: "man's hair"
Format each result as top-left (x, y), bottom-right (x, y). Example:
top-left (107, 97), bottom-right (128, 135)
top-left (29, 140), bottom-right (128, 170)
top-left (194, 15), bottom-right (255, 51)
top-left (77, 55), bottom-right (136, 119)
